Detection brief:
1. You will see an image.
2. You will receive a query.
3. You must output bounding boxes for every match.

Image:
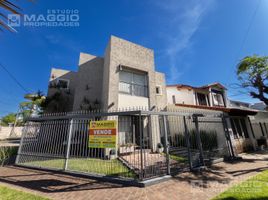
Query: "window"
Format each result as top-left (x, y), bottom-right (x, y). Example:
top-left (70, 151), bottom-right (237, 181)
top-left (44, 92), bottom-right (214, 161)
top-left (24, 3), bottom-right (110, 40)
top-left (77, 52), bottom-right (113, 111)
top-left (211, 90), bottom-right (224, 106)
top-left (57, 79), bottom-right (69, 89)
top-left (234, 119), bottom-right (243, 137)
top-left (230, 119), bottom-right (238, 139)
top-left (231, 118), bottom-right (250, 139)
top-left (240, 119), bottom-right (249, 138)
top-left (172, 95), bottom-right (176, 104)
top-left (196, 93), bottom-right (207, 106)
top-left (264, 123), bottom-right (268, 136)
top-left (119, 70), bottom-right (148, 97)
top-left (260, 123), bottom-right (265, 136)
top-left (156, 86), bottom-right (162, 95)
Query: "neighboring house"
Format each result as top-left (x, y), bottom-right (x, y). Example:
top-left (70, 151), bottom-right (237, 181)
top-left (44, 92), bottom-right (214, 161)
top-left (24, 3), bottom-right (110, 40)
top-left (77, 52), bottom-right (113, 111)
top-left (167, 83), bottom-right (227, 107)
top-left (229, 100), bottom-right (268, 141)
top-left (47, 35), bottom-right (167, 151)
top-left (249, 102), bottom-right (268, 140)
top-left (166, 83), bottom-right (258, 153)
top-left (228, 99), bottom-right (250, 109)
top-left (251, 102), bottom-right (267, 111)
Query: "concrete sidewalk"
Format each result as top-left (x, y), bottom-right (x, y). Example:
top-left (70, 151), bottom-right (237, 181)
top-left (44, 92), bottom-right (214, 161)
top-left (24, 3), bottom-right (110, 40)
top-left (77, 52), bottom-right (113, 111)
top-left (0, 152), bottom-right (268, 200)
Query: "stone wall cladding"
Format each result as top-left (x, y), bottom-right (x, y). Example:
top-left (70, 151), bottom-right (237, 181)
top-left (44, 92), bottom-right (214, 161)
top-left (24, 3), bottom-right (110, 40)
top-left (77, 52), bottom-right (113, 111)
top-left (102, 39), bottom-right (112, 110)
top-left (73, 53), bottom-right (104, 110)
top-left (105, 35), bottom-right (157, 110)
top-left (155, 71), bottom-right (167, 109)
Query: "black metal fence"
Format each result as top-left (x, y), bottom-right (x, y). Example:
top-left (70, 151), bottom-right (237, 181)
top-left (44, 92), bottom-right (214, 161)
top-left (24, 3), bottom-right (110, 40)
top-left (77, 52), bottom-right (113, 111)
top-left (16, 109), bottom-right (231, 181)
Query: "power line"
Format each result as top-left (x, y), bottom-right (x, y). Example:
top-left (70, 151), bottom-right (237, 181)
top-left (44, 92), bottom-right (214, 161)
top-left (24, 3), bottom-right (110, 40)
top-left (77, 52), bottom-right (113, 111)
top-left (0, 62), bottom-right (30, 93)
top-left (233, 0), bottom-right (262, 66)
top-left (0, 99), bottom-right (15, 106)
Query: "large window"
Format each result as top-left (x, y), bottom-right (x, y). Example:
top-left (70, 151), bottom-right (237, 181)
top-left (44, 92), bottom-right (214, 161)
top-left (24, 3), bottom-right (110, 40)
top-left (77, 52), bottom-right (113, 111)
top-left (230, 118), bottom-right (249, 139)
top-left (240, 119), bottom-right (249, 138)
top-left (119, 70), bottom-right (148, 97)
top-left (230, 119), bottom-right (238, 139)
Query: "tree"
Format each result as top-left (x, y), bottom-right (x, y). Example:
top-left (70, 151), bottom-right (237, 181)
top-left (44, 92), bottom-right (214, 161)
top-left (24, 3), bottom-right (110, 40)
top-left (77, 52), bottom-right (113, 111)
top-left (1, 113), bottom-right (16, 126)
top-left (20, 90), bottom-right (46, 119)
top-left (41, 91), bottom-right (71, 113)
top-left (0, 0), bottom-right (32, 32)
top-left (0, 0), bottom-right (21, 31)
top-left (237, 55), bottom-right (268, 106)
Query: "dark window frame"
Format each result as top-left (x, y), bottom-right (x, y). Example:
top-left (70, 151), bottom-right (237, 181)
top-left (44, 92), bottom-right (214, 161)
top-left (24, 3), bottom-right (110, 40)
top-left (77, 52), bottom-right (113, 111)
top-left (196, 92), bottom-right (208, 106)
top-left (119, 70), bottom-right (148, 97)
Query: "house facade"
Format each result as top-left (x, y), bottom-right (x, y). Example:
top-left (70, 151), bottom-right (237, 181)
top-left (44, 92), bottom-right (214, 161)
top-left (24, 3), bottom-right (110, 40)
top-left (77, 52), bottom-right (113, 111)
top-left (167, 83), bottom-right (227, 107)
top-left (48, 36), bottom-right (167, 112)
top-left (166, 83), bottom-right (258, 153)
top-left (47, 36), bottom-right (167, 152)
top-left (46, 36), bottom-right (266, 155)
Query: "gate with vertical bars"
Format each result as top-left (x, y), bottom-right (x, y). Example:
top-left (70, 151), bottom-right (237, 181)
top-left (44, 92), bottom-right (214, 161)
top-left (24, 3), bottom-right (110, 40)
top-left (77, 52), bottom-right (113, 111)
top-left (16, 109), bottom-right (233, 182)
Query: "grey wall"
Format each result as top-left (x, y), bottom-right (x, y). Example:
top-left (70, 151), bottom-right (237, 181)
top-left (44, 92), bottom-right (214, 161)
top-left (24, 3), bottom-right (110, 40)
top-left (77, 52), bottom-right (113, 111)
top-left (103, 35), bottom-right (159, 110)
top-left (155, 72), bottom-right (167, 109)
top-left (73, 53), bottom-right (104, 111)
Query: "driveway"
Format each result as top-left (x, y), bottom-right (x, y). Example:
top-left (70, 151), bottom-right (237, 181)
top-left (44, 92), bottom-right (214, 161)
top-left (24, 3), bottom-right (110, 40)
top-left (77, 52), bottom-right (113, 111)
top-left (0, 152), bottom-right (268, 200)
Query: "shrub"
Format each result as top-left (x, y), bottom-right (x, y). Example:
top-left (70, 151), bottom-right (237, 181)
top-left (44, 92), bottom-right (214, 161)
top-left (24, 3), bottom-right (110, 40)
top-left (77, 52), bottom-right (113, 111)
top-left (169, 130), bottom-right (218, 151)
top-left (0, 146), bottom-right (18, 166)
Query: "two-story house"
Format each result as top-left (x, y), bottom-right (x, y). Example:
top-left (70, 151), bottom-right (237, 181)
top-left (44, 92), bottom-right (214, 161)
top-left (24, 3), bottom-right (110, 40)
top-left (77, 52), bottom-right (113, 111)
top-left (48, 36), bottom-right (167, 112)
top-left (166, 83), bottom-right (258, 153)
top-left (167, 83), bottom-right (227, 107)
top-left (46, 35), bottom-right (167, 152)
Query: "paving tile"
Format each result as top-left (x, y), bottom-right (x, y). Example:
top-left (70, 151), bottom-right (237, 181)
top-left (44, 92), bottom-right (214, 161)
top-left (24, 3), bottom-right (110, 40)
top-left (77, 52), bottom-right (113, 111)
top-left (0, 152), bottom-right (268, 200)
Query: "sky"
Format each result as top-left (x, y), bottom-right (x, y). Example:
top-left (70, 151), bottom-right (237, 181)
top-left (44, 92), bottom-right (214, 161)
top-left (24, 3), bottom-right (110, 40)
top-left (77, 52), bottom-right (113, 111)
top-left (0, 0), bottom-right (267, 117)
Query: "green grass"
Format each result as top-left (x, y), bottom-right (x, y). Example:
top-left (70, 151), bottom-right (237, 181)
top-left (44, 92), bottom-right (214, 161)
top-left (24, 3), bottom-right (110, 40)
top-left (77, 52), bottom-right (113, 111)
top-left (0, 185), bottom-right (49, 200)
top-left (169, 154), bottom-right (188, 163)
top-left (161, 153), bottom-right (188, 163)
top-left (213, 170), bottom-right (268, 200)
top-left (24, 158), bottom-right (136, 178)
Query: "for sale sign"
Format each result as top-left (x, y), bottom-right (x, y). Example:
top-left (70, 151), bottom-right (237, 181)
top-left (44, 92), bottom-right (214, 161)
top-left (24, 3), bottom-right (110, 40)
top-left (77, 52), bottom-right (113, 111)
top-left (89, 120), bottom-right (117, 148)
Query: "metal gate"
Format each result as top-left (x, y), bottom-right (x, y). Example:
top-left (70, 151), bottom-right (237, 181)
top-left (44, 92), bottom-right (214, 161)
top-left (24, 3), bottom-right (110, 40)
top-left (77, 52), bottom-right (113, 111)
top-left (158, 113), bottom-right (231, 175)
top-left (16, 110), bottom-right (232, 182)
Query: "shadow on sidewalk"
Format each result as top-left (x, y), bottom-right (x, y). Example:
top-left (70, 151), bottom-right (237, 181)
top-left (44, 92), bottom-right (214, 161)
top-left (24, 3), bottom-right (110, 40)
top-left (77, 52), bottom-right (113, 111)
top-left (0, 166), bottom-right (131, 193)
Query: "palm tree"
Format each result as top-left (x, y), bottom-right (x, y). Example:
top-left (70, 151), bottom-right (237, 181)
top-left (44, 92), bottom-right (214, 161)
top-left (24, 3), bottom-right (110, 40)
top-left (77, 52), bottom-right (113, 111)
top-left (21, 90), bottom-right (46, 117)
top-left (0, 0), bottom-right (21, 31)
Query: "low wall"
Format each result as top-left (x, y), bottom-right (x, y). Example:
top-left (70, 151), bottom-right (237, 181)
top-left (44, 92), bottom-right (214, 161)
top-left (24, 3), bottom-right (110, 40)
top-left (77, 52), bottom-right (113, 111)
top-left (0, 126), bottom-right (23, 140)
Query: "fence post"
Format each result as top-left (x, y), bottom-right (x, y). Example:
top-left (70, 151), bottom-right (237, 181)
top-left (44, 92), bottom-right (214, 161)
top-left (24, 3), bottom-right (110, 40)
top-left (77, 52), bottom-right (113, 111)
top-left (64, 119), bottom-right (74, 171)
top-left (183, 116), bottom-right (192, 170)
top-left (222, 116), bottom-right (235, 158)
top-left (163, 115), bottom-right (170, 175)
top-left (139, 112), bottom-right (144, 180)
top-left (193, 114), bottom-right (205, 167)
top-left (15, 123), bottom-right (27, 164)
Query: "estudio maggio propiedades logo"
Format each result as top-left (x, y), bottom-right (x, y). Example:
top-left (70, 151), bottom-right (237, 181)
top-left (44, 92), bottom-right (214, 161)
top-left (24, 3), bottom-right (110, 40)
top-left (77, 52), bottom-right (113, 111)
top-left (8, 9), bottom-right (79, 27)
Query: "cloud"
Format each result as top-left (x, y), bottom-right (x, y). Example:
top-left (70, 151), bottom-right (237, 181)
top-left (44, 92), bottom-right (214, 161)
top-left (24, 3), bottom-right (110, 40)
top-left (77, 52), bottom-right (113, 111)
top-left (154, 0), bottom-right (215, 83)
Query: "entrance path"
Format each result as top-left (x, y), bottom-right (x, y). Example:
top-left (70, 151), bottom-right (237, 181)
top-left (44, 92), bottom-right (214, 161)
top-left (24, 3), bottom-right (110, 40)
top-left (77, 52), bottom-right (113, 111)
top-left (0, 151), bottom-right (268, 200)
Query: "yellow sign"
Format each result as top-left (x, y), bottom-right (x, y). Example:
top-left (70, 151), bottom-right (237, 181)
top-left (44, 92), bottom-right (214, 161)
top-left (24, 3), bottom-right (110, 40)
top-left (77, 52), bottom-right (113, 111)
top-left (89, 120), bottom-right (117, 148)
